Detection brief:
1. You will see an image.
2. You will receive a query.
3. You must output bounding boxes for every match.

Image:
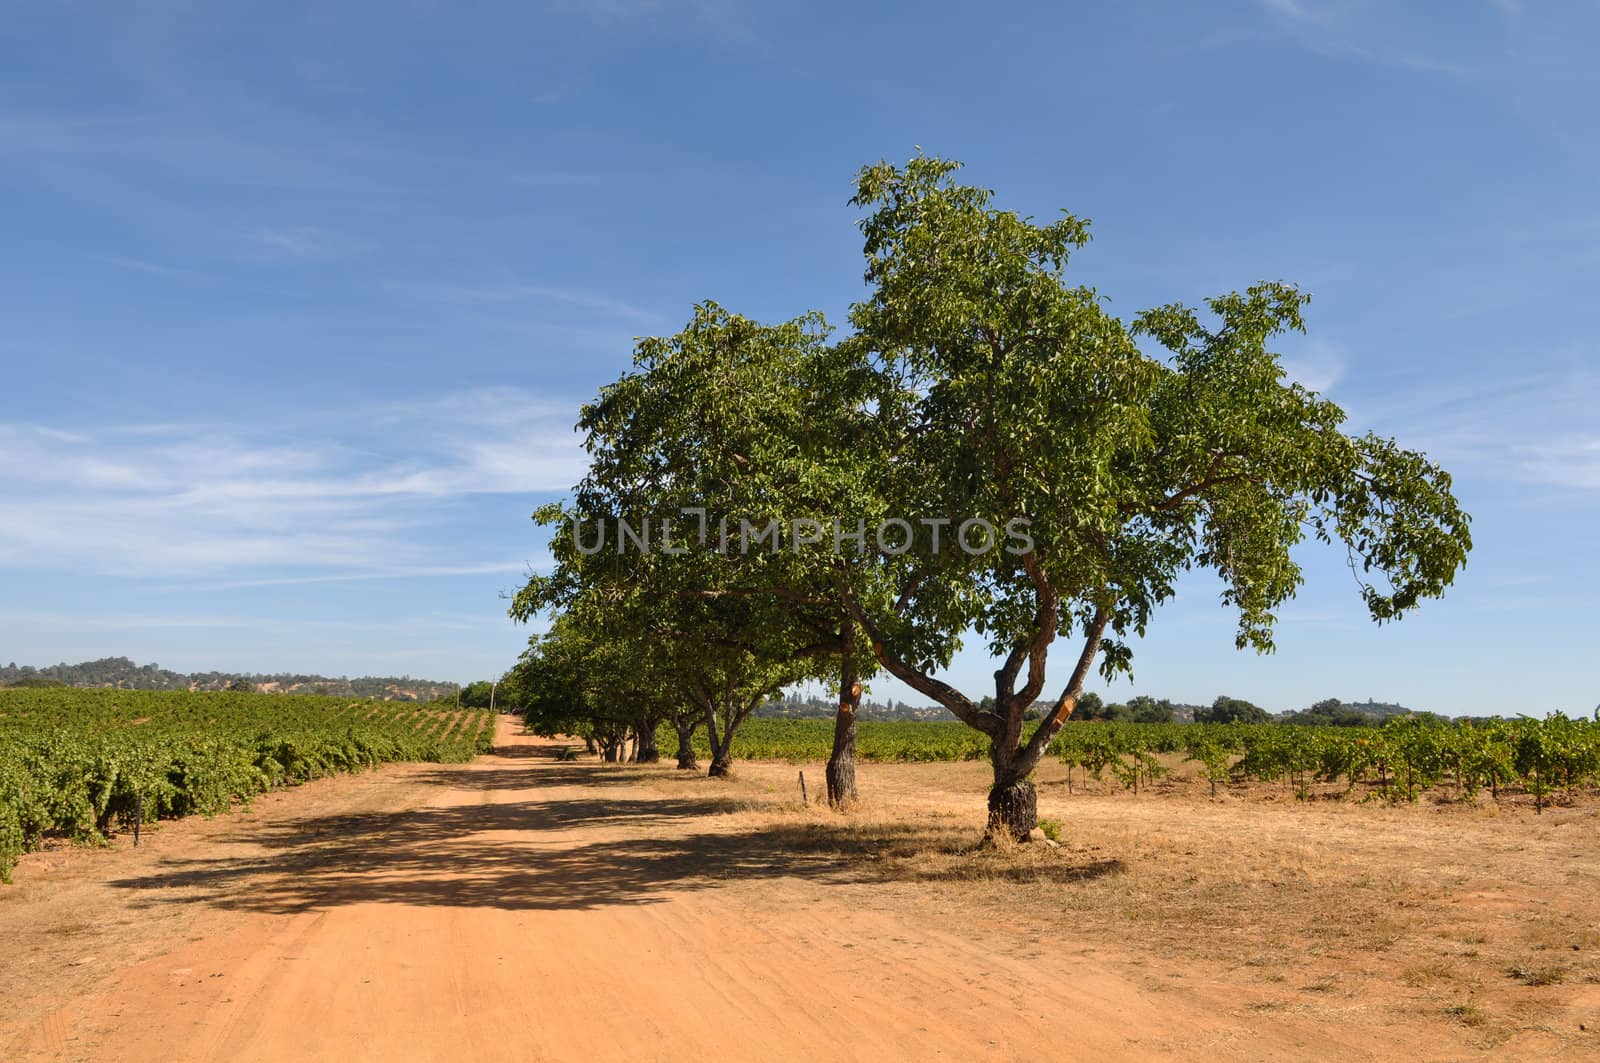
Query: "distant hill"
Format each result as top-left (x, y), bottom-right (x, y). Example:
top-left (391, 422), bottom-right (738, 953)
top-left (0, 656), bottom-right (456, 702)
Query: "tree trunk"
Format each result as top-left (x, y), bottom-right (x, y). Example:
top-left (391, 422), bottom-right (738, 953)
top-left (583, 736), bottom-right (598, 755)
top-left (703, 702), bottom-right (731, 777)
top-left (707, 720), bottom-right (737, 777)
top-left (635, 717), bottom-right (660, 764)
top-left (826, 654), bottom-right (861, 807)
top-left (708, 721), bottom-right (733, 776)
top-left (987, 775), bottom-right (1038, 841)
top-left (673, 719), bottom-right (699, 770)
top-left (987, 732), bottom-right (1038, 841)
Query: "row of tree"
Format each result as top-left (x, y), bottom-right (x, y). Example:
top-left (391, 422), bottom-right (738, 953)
top-left (507, 154), bottom-right (1471, 840)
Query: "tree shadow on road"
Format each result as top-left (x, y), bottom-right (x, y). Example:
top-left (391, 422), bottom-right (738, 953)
top-left (106, 759), bottom-right (1124, 916)
top-left (415, 760), bottom-right (710, 793)
top-left (106, 797), bottom-right (857, 914)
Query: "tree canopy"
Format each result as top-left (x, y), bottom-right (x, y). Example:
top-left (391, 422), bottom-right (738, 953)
top-left (509, 152), bottom-right (1471, 839)
top-left (1196, 696), bottom-right (1272, 726)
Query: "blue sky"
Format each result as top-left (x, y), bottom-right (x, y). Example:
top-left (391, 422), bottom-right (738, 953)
top-left (2, 1), bottom-right (1596, 714)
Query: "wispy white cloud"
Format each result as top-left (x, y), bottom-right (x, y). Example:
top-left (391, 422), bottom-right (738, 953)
top-left (515, 285), bottom-right (664, 323)
top-left (237, 224), bottom-right (374, 262)
top-left (0, 104), bottom-right (629, 277)
top-left (1279, 336), bottom-right (1348, 394)
top-left (1257, 0), bottom-right (1477, 76)
top-left (89, 253), bottom-right (212, 282)
top-left (186, 560), bottom-right (545, 592)
top-left (544, 0), bottom-right (767, 43)
top-left (1261, 0), bottom-right (1313, 20)
top-left (0, 607), bottom-right (509, 634)
top-left (1514, 435), bottom-right (1600, 490)
top-left (1343, 359), bottom-right (1600, 492)
top-left (0, 389), bottom-right (585, 576)
top-left (501, 168), bottom-right (609, 186)
top-left (407, 282), bottom-right (666, 325)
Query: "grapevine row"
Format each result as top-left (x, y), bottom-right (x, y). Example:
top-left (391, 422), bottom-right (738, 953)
top-left (657, 714), bottom-right (1600, 808)
top-left (0, 688), bottom-right (494, 881)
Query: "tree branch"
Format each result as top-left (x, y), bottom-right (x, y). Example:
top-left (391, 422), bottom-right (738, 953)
top-left (1016, 608), bottom-right (1109, 770)
top-left (832, 576), bottom-right (1002, 737)
top-left (997, 550), bottom-right (1060, 711)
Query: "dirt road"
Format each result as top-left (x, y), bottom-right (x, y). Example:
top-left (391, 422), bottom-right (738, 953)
top-left (0, 716), bottom-right (1569, 1061)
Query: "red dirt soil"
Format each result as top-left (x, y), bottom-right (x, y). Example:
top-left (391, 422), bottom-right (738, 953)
top-left (1, 716), bottom-right (1591, 1061)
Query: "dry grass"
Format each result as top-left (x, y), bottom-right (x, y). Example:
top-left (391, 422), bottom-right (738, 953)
top-left (1403, 959), bottom-right (1465, 988)
top-left (627, 751), bottom-right (1600, 1055)
top-left (1446, 1000), bottom-right (1489, 1027)
top-left (1510, 963), bottom-right (1568, 987)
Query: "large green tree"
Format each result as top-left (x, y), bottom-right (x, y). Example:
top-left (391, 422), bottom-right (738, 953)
top-left (834, 156), bottom-right (1472, 839)
top-left (1196, 696), bottom-right (1270, 725)
top-left (511, 616), bottom-right (631, 761)
top-left (1127, 696), bottom-right (1177, 724)
top-left (509, 599), bottom-right (702, 765)
top-left (511, 309), bottom-right (843, 776)
top-left (529, 304), bottom-right (904, 798)
top-left (512, 545), bottom-right (815, 775)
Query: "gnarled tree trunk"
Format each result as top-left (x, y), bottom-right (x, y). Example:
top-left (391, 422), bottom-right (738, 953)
top-left (826, 654), bottom-right (861, 807)
top-left (673, 718), bottom-right (699, 770)
top-left (986, 715), bottom-right (1038, 841)
top-left (704, 702), bottom-right (733, 777)
top-left (987, 774), bottom-right (1038, 840)
top-left (984, 612), bottom-right (1107, 842)
top-left (635, 714), bottom-right (661, 764)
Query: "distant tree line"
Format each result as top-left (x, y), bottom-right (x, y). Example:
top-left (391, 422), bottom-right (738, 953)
top-left (1059, 694), bottom-right (1420, 726)
top-left (747, 691), bottom-right (1422, 727)
top-left (0, 657), bottom-right (458, 702)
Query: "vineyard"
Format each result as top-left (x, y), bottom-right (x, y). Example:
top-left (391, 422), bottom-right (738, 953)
top-left (664, 719), bottom-right (992, 763)
top-left (0, 688), bottom-right (493, 881)
top-left (662, 715), bottom-right (1600, 808)
top-left (9, 694), bottom-right (1598, 885)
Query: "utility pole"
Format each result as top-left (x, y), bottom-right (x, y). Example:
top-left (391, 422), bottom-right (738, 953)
top-left (490, 680), bottom-right (498, 714)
